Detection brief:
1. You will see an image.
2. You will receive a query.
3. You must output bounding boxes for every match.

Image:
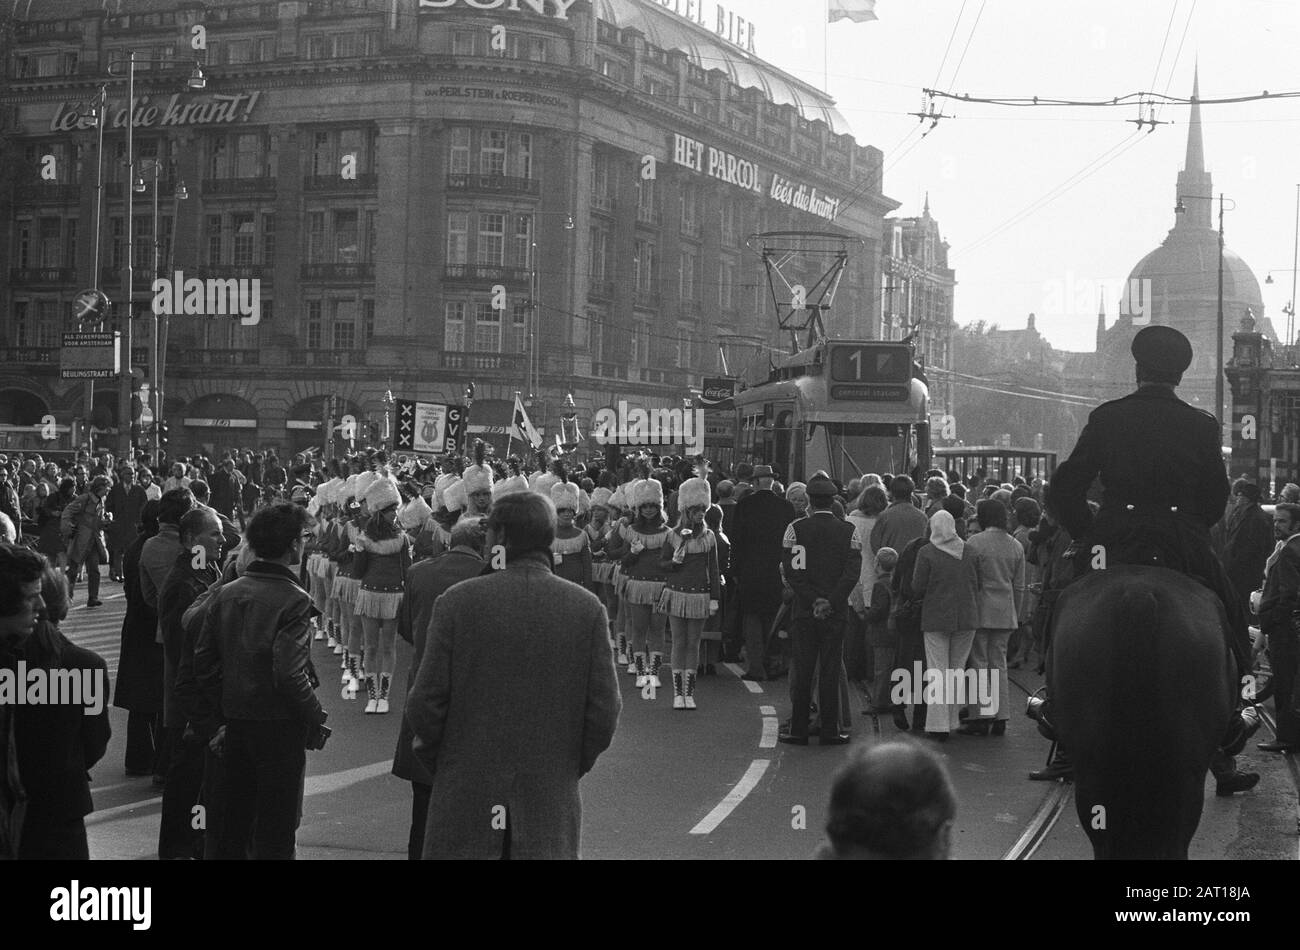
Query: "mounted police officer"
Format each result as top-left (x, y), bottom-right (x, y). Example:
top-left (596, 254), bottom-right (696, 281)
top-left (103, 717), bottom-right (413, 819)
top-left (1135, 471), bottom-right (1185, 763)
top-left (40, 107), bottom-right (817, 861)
top-left (1040, 326), bottom-right (1260, 791)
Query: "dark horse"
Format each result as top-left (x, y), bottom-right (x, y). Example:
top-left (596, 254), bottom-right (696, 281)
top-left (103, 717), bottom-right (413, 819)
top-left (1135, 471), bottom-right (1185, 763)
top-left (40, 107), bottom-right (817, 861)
top-left (1050, 565), bottom-right (1236, 859)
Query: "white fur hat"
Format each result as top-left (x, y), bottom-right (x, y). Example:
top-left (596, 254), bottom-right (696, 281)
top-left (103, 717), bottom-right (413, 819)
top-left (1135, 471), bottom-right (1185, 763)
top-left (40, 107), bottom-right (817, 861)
top-left (677, 476), bottom-right (711, 512)
top-left (354, 471), bottom-right (379, 504)
top-left (633, 478), bottom-right (664, 508)
top-left (609, 485), bottom-right (626, 510)
top-left (533, 471), bottom-right (559, 497)
top-left (324, 477), bottom-right (345, 506)
top-left (365, 475), bottom-right (401, 512)
top-left (462, 464), bottom-right (493, 495)
top-left (591, 487), bottom-right (613, 509)
top-left (433, 472), bottom-right (458, 509)
top-left (398, 493), bottom-right (432, 530)
top-left (342, 474), bottom-right (360, 505)
top-left (494, 473), bottom-right (530, 500)
top-left (578, 488), bottom-right (591, 514)
top-left (551, 481), bottom-right (580, 511)
top-left (444, 479), bottom-right (467, 513)
top-left (527, 471), bottom-right (545, 493)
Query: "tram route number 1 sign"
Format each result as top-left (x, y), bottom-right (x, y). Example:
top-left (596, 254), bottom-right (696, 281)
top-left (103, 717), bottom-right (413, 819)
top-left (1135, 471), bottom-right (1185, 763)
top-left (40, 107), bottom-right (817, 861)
top-left (395, 400), bottom-right (465, 455)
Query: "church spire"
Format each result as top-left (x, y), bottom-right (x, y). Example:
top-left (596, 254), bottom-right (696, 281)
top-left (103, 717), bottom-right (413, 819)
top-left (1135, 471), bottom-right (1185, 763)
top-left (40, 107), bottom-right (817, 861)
top-left (923, 191), bottom-right (930, 216)
top-left (1096, 291), bottom-right (1107, 351)
top-left (1175, 63), bottom-right (1213, 229)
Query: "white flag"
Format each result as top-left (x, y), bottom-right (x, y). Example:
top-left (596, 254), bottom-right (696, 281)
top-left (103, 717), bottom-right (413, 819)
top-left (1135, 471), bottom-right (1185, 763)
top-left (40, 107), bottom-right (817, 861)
top-left (829, 0), bottom-right (878, 23)
top-left (512, 395), bottom-right (543, 449)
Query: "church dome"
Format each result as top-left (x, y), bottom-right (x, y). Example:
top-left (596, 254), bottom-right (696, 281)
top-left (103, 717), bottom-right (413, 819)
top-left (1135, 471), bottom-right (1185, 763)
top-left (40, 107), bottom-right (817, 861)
top-left (1126, 227), bottom-right (1264, 315)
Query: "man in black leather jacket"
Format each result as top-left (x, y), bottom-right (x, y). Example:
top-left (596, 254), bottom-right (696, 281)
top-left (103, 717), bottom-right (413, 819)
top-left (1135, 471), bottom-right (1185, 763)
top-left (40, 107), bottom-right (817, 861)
top-left (193, 503), bottom-right (328, 859)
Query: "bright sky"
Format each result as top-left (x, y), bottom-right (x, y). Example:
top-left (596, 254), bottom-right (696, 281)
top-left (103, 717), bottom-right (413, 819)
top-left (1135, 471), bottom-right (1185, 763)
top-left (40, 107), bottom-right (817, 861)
top-left (728, 0), bottom-right (1300, 352)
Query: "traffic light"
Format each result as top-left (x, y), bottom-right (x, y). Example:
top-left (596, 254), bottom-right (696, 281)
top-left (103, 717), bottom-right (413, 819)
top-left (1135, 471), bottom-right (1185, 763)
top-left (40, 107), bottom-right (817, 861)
top-left (130, 423), bottom-right (143, 450)
top-left (158, 420), bottom-right (169, 449)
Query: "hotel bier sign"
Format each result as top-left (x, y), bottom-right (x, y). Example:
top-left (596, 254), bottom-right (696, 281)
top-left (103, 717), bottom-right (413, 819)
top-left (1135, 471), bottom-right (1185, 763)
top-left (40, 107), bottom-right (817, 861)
top-left (419, 0), bottom-right (758, 55)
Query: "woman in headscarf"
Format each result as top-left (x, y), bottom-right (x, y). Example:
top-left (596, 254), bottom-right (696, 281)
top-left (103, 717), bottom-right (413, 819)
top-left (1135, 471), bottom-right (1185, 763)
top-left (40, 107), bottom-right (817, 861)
top-left (911, 510), bottom-right (978, 742)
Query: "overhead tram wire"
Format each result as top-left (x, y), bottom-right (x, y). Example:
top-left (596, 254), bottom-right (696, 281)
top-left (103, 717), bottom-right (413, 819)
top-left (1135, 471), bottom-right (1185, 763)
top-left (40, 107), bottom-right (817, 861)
top-left (930, 0), bottom-right (969, 93)
top-left (951, 131), bottom-right (1147, 259)
top-left (1148, 0), bottom-right (1180, 100)
top-left (943, 0), bottom-right (986, 99)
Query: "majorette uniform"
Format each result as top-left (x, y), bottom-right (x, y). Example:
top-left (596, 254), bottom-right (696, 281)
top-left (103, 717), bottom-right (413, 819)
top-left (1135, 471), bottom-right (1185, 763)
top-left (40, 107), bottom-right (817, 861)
top-left (549, 481), bottom-right (592, 587)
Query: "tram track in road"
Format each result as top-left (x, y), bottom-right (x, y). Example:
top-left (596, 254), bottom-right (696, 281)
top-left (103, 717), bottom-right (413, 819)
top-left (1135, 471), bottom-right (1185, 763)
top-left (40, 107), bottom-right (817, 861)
top-left (1002, 672), bottom-right (1071, 860)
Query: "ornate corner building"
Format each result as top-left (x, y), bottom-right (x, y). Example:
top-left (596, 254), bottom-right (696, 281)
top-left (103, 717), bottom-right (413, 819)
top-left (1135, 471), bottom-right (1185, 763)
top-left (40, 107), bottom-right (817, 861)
top-left (0, 0), bottom-right (895, 459)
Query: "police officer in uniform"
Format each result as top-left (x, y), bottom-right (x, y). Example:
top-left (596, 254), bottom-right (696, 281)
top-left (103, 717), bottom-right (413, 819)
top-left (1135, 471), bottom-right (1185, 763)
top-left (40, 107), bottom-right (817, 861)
top-left (1043, 325), bottom-right (1260, 793)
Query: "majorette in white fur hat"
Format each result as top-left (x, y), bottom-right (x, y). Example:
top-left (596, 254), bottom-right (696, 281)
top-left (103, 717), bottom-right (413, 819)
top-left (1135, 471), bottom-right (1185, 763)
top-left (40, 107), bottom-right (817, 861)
top-left (551, 481), bottom-right (580, 512)
top-left (365, 475), bottom-right (402, 512)
top-left (591, 487), bottom-right (613, 509)
top-left (433, 472), bottom-right (458, 509)
top-left (342, 474), bottom-right (360, 505)
top-left (443, 478), bottom-right (467, 513)
top-left (578, 487), bottom-right (591, 514)
top-left (494, 457), bottom-right (530, 499)
top-left (677, 476), bottom-right (711, 512)
top-left (633, 477), bottom-right (664, 508)
top-left (461, 440), bottom-right (494, 495)
top-left (608, 485), bottom-right (626, 510)
top-left (398, 493), bottom-right (433, 530)
top-left (354, 470), bottom-right (379, 504)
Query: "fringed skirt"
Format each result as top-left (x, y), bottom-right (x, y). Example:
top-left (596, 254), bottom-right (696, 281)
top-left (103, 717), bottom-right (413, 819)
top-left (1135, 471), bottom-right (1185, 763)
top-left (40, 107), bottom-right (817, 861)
top-left (622, 577), bottom-right (667, 606)
top-left (613, 565), bottom-right (628, 596)
top-left (305, 553), bottom-right (322, 577)
top-left (591, 560), bottom-right (614, 585)
top-left (333, 574), bottom-right (361, 606)
top-left (354, 587), bottom-right (403, 620)
top-left (658, 587), bottom-right (711, 620)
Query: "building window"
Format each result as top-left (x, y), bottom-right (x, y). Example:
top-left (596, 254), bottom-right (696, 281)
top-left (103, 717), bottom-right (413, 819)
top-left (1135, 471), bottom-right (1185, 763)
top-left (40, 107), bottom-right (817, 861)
top-left (12, 302), bottom-right (30, 346)
top-left (631, 320), bottom-right (649, 367)
top-left (590, 228), bottom-right (608, 282)
top-left (477, 212), bottom-right (506, 266)
top-left (447, 211), bottom-right (469, 266)
top-left (515, 215), bottom-right (533, 270)
top-left (133, 215), bottom-right (153, 272)
top-left (634, 240), bottom-right (657, 292)
top-left (480, 130), bottom-right (507, 177)
top-left (515, 133), bottom-right (533, 179)
top-left (363, 299), bottom-right (375, 345)
top-left (303, 300), bottom-right (321, 348)
top-left (208, 135), bottom-right (227, 179)
top-left (719, 258), bottom-right (735, 310)
top-left (206, 215), bottom-right (223, 265)
top-left (38, 218), bottom-right (60, 268)
top-left (332, 299), bottom-right (357, 349)
top-left (444, 302), bottom-right (466, 351)
top-left (37, 302), bottom-right (60, 347)
top-left (234, 133), bottom-right (263, 178)
top-left (679, 248), bottom-right (698, 300)
top-left (637, 176), bottom-right (658, 224)
top-left (310, 127), bottom-right (375, 178)
top-left (307, 212), bottom-right (326, 264)
top-left (452, 31), bottom-right (477, 56)
top-left (675, 324), bottom-right (692, 370)
top-left (232, 213), bottom-right (255, 266)
top-left (14, 221), bottom-right (31, 268)
top-left (449, 127), bottom-right (471, 175)
top-left (262, 213), bottom-right (276, 266)
top-left (591, 152), bottom-right (612, 211)
top-left (680, 184), bottom-right (699, 237)
top-left (720, 199), bottom-right (738, 246)
top-left (589, 312), bottom-right (604, 360)
top-left (528, 37), bottom-right (548, 62)
top-left (510, 304), bottom-right (528, 354)
top-left (333, 210), bottom-right (358, 263)
top-left (473, 302), bottom-right (501, 352)
top-left (64, 219), bottom-right (77, 269)
top-left (110, 217), bottom-right (124, 270)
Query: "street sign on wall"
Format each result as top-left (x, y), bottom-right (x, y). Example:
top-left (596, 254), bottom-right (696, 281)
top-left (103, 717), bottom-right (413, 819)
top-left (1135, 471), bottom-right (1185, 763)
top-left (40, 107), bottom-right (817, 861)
top-left (60, 331), bottom-right (120, 379)
top-left (395, 400), bottom-right (465, 454)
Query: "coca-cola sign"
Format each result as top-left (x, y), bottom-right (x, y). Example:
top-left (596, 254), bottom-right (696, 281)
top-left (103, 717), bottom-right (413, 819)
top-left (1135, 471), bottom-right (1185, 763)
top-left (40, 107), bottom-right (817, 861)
top-left (49, 92), bottom-right (261, 133)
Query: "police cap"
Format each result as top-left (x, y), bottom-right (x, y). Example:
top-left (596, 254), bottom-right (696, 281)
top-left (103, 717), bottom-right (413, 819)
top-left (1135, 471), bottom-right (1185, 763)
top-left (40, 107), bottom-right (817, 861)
top-left (1131, 325), bottom-right (1193, 376)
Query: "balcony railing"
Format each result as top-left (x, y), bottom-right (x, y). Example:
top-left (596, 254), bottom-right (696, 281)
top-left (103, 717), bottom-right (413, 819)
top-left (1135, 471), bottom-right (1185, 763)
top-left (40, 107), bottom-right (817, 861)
top-left (170, 349), bottom-right (262, 366)
top-left (13, 184), bottom-right (80, 204)
top-left (202, 177), bottom-right (276, 196)
top-left (0, 346), bottom-right (57, 364)
top-left (205, 264), bottom-right (267, 279)
top-left (591, 361), bottom-right (627, 380)
top-left (303, 173), bottom-right (378, 192)
top-left (636, 205), bottom-right (662, 226)
top-left (588, 279), bottom-right (615, 300)
top-left (445, 173), bottom-right (540, 197)
top-left (440, 351), bottom-right (526, 373)
top-left (443, 263), bottom-right (531, 285)
top-left (15, 21), bottom-right (82, 41)
top-left (591, 194), bottom-right (615, 214)
top-left (9, 267), bottom-right (75, 286)
top-left (288, 349), bottom-right (367, 367)
top-left (106, 180), bottom-right (179, 199)
top-left (301, 262), bottom-right (375, 281)
top-left (639, 367), bottom-right (688, 387)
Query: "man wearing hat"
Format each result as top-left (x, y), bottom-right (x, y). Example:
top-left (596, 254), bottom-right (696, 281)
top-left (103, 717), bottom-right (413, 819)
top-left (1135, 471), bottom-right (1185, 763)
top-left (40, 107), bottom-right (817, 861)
top-left (730, 464), bottom-right (797, 681)
top-left (1047, 324), bottom-right (1259, 794)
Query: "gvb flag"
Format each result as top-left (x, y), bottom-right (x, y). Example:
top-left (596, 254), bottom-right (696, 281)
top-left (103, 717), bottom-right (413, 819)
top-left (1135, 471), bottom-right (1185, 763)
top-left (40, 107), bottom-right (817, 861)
top-left (829, 0), bottom-right (878, 23)
top-left (513, 395), bottom-right (543, 449)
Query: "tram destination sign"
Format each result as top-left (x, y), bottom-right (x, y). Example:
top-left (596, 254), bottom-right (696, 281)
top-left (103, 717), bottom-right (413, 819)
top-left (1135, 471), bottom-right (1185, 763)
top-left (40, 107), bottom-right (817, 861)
top-left (830, 344), bottom-right (911, 384)
top-left (830, 384), bottom-right (910, 402)
top-left (60, 331), bottom-right (120, 379)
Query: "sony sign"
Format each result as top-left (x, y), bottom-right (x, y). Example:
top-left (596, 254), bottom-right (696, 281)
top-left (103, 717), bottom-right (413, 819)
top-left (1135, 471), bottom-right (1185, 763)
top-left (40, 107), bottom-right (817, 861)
top-left (418, 0), bottom-right (580, 17)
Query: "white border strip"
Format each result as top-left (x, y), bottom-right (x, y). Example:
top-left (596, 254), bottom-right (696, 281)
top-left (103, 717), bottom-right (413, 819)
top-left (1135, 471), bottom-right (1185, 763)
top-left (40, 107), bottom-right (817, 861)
top-left (689, 759), bottom-right (770, 835)
top-left (759, 717), bottom-right (779, 749)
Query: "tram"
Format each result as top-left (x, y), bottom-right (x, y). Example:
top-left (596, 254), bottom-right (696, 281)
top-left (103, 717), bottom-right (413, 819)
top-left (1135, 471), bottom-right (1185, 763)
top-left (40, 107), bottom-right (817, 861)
top-left (729, 339), bottom-right (930, 484)
top-left (932, 446), bottom-right (1058, 484)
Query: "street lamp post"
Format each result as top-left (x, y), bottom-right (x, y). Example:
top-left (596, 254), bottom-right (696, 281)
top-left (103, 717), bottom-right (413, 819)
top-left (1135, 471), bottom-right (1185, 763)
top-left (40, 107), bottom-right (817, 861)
top-left (1175, 192), bottom-right (1236, 429)
top-left (104, 51), bottom-right (206, 459)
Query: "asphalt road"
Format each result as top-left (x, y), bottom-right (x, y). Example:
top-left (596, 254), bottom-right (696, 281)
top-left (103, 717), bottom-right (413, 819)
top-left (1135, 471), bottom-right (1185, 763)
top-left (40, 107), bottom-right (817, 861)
top-left (62, 577), bottom-right (1298, 861)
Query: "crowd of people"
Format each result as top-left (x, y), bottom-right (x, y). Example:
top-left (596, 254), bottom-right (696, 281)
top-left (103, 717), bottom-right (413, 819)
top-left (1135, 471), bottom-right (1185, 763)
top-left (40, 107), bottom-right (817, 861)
top-left (0, 414), bottom-right (1297, 859)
